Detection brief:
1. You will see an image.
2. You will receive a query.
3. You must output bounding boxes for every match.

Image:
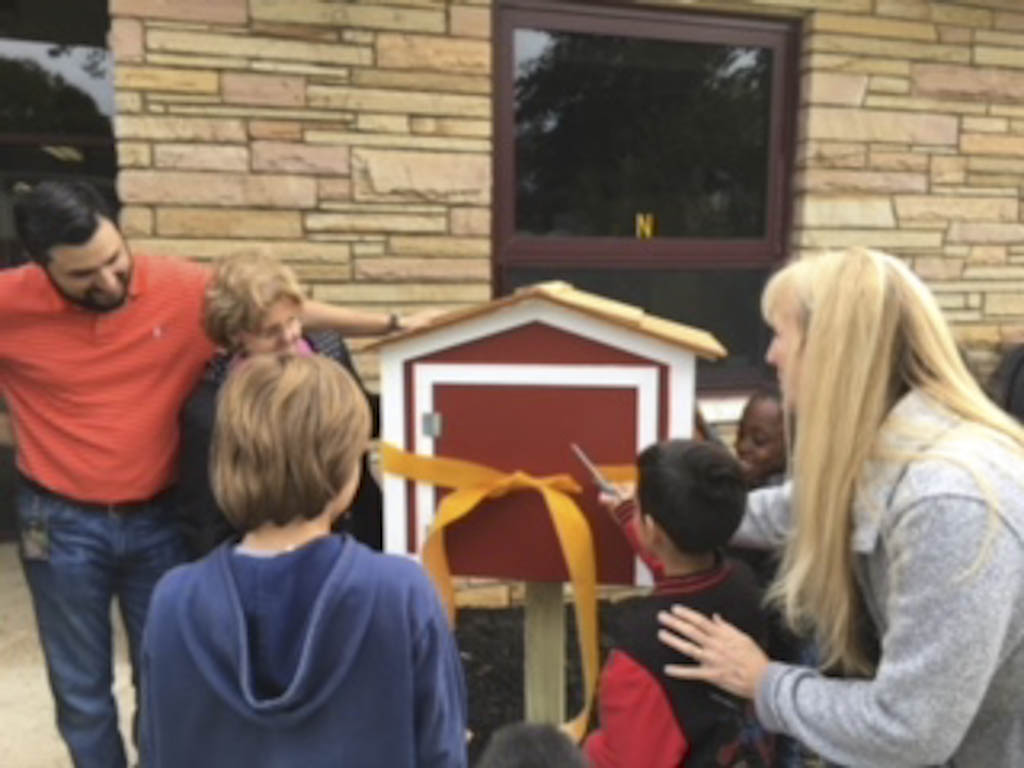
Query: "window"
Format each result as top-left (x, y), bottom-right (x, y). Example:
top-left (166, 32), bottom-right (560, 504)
top-left (0, 0), bottom-right (116, 267)
top-left (494, 1), bottom-right (798, 389)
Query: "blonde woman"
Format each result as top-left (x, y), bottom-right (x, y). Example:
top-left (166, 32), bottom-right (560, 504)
top-left (178, 254), bottom-right (394, 557)
top-left (658, 248), bottom-right (1024, 767)
top-left (142, 356), bottom-right (467, 767)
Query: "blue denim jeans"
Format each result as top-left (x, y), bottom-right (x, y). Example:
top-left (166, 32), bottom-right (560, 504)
top-left (16, 481), bottom-right (187, 768)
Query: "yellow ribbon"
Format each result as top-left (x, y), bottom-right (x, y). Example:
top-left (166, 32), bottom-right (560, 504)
top-left (597, 464), bottom-right (637, 486)
top-left (379, 442), bottom-right (599, 742)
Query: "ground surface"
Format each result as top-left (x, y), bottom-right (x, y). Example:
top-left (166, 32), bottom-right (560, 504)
top-left (0, 542), bottom-right (136, 767)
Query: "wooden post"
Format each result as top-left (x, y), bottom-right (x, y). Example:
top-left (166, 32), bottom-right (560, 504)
top-left (523, 581), bottom-right (565, 724)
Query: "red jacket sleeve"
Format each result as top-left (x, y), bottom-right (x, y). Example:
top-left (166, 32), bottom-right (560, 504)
top-left (611, 500), bottom-right (665, 582)
top-left (584, 651), bottom-right (688, 768)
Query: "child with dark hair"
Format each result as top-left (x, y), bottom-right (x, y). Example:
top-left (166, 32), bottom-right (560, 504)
top-left (732, 389), bottom-right (812, 768)
top-left (476, 723), bottom-right (588, 768)
top-left (735, 388), bottom-right (786, 490)
top-left (602, 391), bottom-right (786, 583)
top-left (729, 388), bottom-right (791, 607)
top-left (585, 440), bottom-right (770, 768)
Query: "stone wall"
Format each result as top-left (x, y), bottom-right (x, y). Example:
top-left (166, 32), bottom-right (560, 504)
top-left (109, 0), bottom-right (494, 386)
top-left (785, 0), bottom-right (1024, 377)
top-left (109, 0), bottom-right (1024, 385)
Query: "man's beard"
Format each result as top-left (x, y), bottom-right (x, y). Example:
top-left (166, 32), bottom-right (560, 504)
top-left (45, 267), bottom-right (133, 313)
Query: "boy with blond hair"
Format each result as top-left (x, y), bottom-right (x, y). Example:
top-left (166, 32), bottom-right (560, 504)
top-left (142, 356), bottom-right (467, 767)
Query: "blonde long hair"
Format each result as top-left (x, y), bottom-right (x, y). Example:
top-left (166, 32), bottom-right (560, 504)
top-left (762, 247), bottom-right (1024, 674)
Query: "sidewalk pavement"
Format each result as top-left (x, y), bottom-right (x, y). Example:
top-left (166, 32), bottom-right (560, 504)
top-left (0, 542), bottom-right (135, 767)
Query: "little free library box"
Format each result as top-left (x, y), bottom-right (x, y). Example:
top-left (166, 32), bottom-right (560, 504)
top-left (374, 281), bottom-right (726, 587)
top-left (372, 281), bottom-right (726, 731)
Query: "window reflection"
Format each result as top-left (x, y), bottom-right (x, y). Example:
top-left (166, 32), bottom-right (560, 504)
top-left (0, 37), bottom-right (116, 267)
top-left (514, 28), bottom-right (771, 239)
top-left (1, 38), bottom-right (114, 132)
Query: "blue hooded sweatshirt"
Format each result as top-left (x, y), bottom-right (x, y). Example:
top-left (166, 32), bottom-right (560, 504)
top-left (140, 534), bottom-right (467, 767)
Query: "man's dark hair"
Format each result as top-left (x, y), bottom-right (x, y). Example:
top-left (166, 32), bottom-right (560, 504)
top-left (476, 723), bottom-right (588, 768)
top-left (636, 439), bottom-right (746, 554)
top-left (12, 181), bottom-right (114, 265)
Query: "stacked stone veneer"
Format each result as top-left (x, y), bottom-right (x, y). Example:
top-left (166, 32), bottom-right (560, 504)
top-left (110, 0), bottom-right (1024, 384)
top-left (109, 0), bottom-right (493, 385)
top-left (787, 0), bottom-right (1024, 376)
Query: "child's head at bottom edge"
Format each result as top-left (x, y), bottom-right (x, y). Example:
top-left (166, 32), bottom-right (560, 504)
top-left (476, 722), bottom-right (588, 768)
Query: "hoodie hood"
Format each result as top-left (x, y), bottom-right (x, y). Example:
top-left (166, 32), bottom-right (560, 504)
top-left (174, 536), bottom-right (377, 727)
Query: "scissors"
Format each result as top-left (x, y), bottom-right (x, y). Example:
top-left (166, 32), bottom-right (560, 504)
top-left (570, 443), bottom-right (619, 497)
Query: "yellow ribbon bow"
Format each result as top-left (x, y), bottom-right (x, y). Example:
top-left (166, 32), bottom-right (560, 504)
top-left (378, 442), bottom-right (599, 742)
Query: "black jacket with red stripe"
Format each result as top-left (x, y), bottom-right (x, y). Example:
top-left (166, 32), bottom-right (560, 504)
top-left (584, 557), bottom-right (771, 768)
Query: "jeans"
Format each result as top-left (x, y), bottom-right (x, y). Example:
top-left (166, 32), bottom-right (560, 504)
top-left (16, 481), bottom-right (187, 768)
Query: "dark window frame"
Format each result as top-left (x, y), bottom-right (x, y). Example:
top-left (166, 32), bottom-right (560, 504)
top-left (492, 0), bottom-right (799, 278)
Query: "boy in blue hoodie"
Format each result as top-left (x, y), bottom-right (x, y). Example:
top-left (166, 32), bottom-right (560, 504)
top-left (140, 355), bottom-right (467, 768)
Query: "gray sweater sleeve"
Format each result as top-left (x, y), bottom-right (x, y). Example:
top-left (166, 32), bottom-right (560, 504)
top-left (731, 481), bottom-right (792, 550)
top-left (754, 495), bottom-right (1024, 767)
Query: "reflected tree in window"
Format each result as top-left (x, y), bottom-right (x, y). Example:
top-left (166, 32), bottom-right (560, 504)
top-left (1, 49), bottom-right (110, 136)
top-left (514, 30), bottom-right (771, 239)
top-left (0, 39), bottom-right (115, 267)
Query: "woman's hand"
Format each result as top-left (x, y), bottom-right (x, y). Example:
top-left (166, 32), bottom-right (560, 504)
top-left (657, 605), bottom-right (770, 700)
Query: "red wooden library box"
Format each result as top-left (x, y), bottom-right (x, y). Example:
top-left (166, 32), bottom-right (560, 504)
top-left (375, 282), bottom-right (725, 586)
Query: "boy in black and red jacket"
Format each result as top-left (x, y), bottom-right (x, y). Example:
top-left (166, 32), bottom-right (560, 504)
top-left (584, 440), bottom-right (771, 768)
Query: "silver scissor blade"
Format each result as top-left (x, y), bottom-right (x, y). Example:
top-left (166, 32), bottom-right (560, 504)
top-left (570, 443), bottom-right (616, 495)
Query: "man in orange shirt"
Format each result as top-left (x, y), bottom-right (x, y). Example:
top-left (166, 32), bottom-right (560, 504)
top-left (3, 181), bottom-right (410, 768)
